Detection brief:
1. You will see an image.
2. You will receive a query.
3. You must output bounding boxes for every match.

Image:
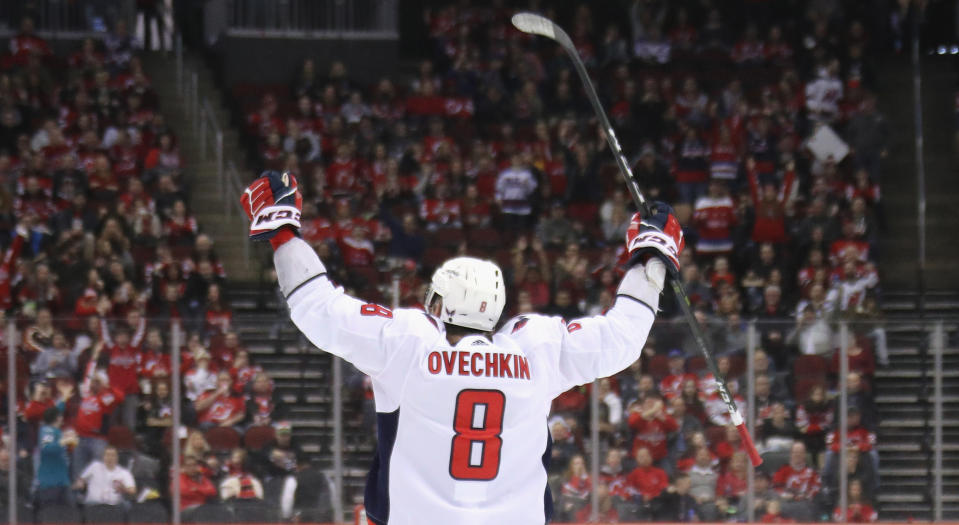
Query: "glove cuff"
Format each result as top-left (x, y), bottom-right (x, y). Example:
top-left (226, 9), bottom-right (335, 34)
top-left (269, 228), bottom-right (298, 250)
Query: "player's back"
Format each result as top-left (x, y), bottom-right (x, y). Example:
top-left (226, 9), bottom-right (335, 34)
top-left (367, 310), bottom-right (555, 525)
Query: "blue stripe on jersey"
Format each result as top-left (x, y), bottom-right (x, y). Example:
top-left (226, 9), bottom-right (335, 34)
top-left (541, 429), bottom-right (554, 523)
top-left (365, 409), bottom-right (400, 525)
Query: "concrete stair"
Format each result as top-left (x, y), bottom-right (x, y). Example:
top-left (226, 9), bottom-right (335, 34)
top-left (878, 54), bottom-right (959, 291)
top-left (141, 53), bottom-right (261, 282)
top-left (875, 291), bottom-right (959, 520)
top-left (228, 286), bottom-right (373, 507)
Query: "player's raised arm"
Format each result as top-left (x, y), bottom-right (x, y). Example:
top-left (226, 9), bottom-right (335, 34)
top-left (519, 203), bottom-right (685, 396)
top-left (240, 171), bottom-right (404, 377)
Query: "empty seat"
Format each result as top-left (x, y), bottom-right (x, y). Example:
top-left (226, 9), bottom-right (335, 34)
top-left (645, 354), bottom-right (670, 381)
top-left (205, 427), bottom-right (241, 452)
top-left (793, 355), bottom-right (829, 380)
top-left (243, 425), bottom-right (276, 451)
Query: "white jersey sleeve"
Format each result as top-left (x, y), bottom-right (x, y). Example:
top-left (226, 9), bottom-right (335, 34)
top-left (499, 260), bottom-right (665, 398)
top-left (274, 238), bottom-right (439, 402)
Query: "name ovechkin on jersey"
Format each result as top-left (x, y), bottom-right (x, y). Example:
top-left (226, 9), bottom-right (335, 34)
top-left (426, 342), bottom-right (532, 380)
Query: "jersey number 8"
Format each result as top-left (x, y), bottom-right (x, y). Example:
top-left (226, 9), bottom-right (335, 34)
top-left (449, 389), bottom-right (505, 481)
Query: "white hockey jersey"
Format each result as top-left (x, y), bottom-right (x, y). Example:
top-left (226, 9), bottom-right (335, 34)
top-left (273, 238), bottom-right (661, 525)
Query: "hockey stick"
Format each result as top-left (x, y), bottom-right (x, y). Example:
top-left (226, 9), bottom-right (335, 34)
top-left (512, 12), bottom-right (762, 466)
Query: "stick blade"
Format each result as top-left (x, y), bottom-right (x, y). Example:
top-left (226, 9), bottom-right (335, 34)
top-left (511, 12), bottom-right (555, 38)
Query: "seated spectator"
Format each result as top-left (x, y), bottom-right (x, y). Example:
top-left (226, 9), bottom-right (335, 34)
top-left (659, 349), bottom-right (696, 399)
top-left (246, 371), bottom-right (284, 427)
top-left (139, 379), bottom-right (173, 457)
top-left (830, 337), bottom-right (876, 380)
top-left (219, 449), bottom-right (264, 501)
top-left (845, 372), bottom-right (878, 430)
top-left (678, 377), bottom-right (707, 425)
top-left (657, 472), bottom-right (700, 521)
top-left (194, 370), bottom-right (245, 430)
top-left (558, 454), bottom-right (591, 521)
top-left (184, 430), bottom-right (211, 460)
top-left (176, 455), bottom-right (218, 511)
top-left (796, 383), bottom-right (834, 459)
top-left (35, 407), bottom-right (77, 506)
top-left (623, 446), bottom-right (669, 519)
top-left (537, 202), bottom-right (578, 249)
top-left (688, 446), bottom-right (718, 505)
top-left (760, 403), bottom-right (797, 452)
top-left (825, 407), bottom-right (878, 475)
top-left (832, 479), bottom-right (877, 522)
top-left (184, 351), bottom-right (216, 401)
top-left (716, 451), bottom-right (749, 504)
top-left (823, 446), bottom-right (878, 508)
top-left (772, 442), bottom-right (821, 520)
top-left (574, 482), bottom-right (618, 523)
top-left (256, 421), bottom-right (303, 482)
top-left (760, 498), bottom-right (793, 523)
top-left (627, 394), bottom-right (677, 463)
top-left (74, 445), bottom-right (136, 506)
top-left (599, 448), bottom-right (627, 496)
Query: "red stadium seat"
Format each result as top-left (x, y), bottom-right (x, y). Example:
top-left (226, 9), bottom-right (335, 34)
top-left (243, 425), bottom-right (276, 451)
top-left (428, 228), bottom-right (465, 250)
top-left (205, 427), bottom-right (241, 452)
top-left (422, 246), bottom-right (451, 269)
top-left (793, 355), bottom-right (829, 380)
top-left (107, 425), bottom-right (136, 451)
top-left (728, 354), bottom-right (746, 378)
top-left (645, 354), bottom-right (670, 381)
top-left (687, 356), bottom-right (707, 374)
top-left (467, 228), bottom-right (501, 250)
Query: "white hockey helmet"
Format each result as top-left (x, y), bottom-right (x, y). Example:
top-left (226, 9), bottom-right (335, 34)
top-left (426, 257), bottom-right (506, 331)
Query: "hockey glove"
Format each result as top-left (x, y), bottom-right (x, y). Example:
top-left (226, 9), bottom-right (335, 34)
top-left (240, 170), bottom-right (302, 246)
top-left (625, 201), bottom-right (685, 277)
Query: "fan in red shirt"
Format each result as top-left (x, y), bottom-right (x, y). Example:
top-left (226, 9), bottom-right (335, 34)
top-left (693, 180), bottom-right (738, 255)
top-left (245, 371), bottom-right (282, 427)
top-left (825, 407), bottom-right (876, 455)
top-left (338, 224), bottom-right (375, 267)
top-left (419, 181), bottom-right (462, 230)
top-left (0, 228), bottom-right (25, 311)
top-left (772, 441), bottom-right (821, 502)
top-left (99, 314), bottom-right (144, 399)
top-left (175, 455), bottom-right (218, 510)
top-left (832, 479), bottom-right (878, 522)
top-left (139, 327), bottom-right (171, 382)
top-left (761, 499), bottom-right (795, 523)
top-left (194, 370), bottom-right (246, 430)
top-left (746, 158), bottom-right (795, 244)
top-left (573, 482), bottom-right (619, 523)
top-left (627, 395), bottom-right (678, 461)
top-left (658, 349), bottom-right (696, 399)
top-left (229, 350), bottom-right (260, 394)
top-left (624, 447), bottom-right (670, 503)
top-left (9, 17), bottom-right (51, 65)
top-left (716, 450), bottom-right (750, 501)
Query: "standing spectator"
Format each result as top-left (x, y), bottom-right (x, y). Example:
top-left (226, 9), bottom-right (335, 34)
top-left (99, 313), bottom-right (144, 428)
top-left (74, 445), bottom-right (136, 507)
top-left (73, 371), bottom-right (124, 478)
top-left (693, 180), bottom-right (737, 257)
top-left (495, 153), bottom-right (538, 231)
top-left (35, 407), bottom-right (76, 506)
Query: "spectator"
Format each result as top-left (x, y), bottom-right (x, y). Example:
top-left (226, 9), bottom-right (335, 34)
top-left (184, 351), bottom-right (216, 401)
top-left (687, 446), bottom-right (718, 505)
top-left (627, 395), bottom-right (677, 463)
top-left (693, 179), bottom-right (737, 256)
top-left (624, 446), bottom-right (669, 519)
top-left (194, 370), bottom-right (245, 430)
top-left (35, 407), bottom-right (76, 506)
top-left (825, 407), bottom-right (878, 476)
top-left (219, 449), bottom-right (264, 501)
top-left (574, 481), bottom-right (618, 523)
top-left (832, 479), bottom-right (877, 522)
top-left (139, 379), bottom-right (173, 457)
top-left (659, 349), bottom-right (696, 399)
top-left (537, 202), bottom-right (578, 249)
top-left (98, 314), bottom-right (145, 429)
top-left (796, 383), bottom-right (834, 459)
top-left (845, 371), bottom-right (878, 430)
top-left (74, 445), bottom-right (136, 507)
top-left (246, 371), bottom-right (284, 427)
top-left (823, 447), bottom-right (878, 508)
top-left (772, 442), bottom-right (821, 520)
top-left (73, 370), bottom-right (124, 478)
top-left (495, 153), bottom-right (538, 230)
top-left (558, 454), bottom-right (591, 521)
top-left (761, 402), bottom-right (797, 452)
top-left (657, 472), bottom-right (700, 521)
top-left (176, 455), bottom-right (218, 511)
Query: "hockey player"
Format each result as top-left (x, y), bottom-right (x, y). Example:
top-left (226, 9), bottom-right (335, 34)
top-left (240, 171), bottom-right (685, 524)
